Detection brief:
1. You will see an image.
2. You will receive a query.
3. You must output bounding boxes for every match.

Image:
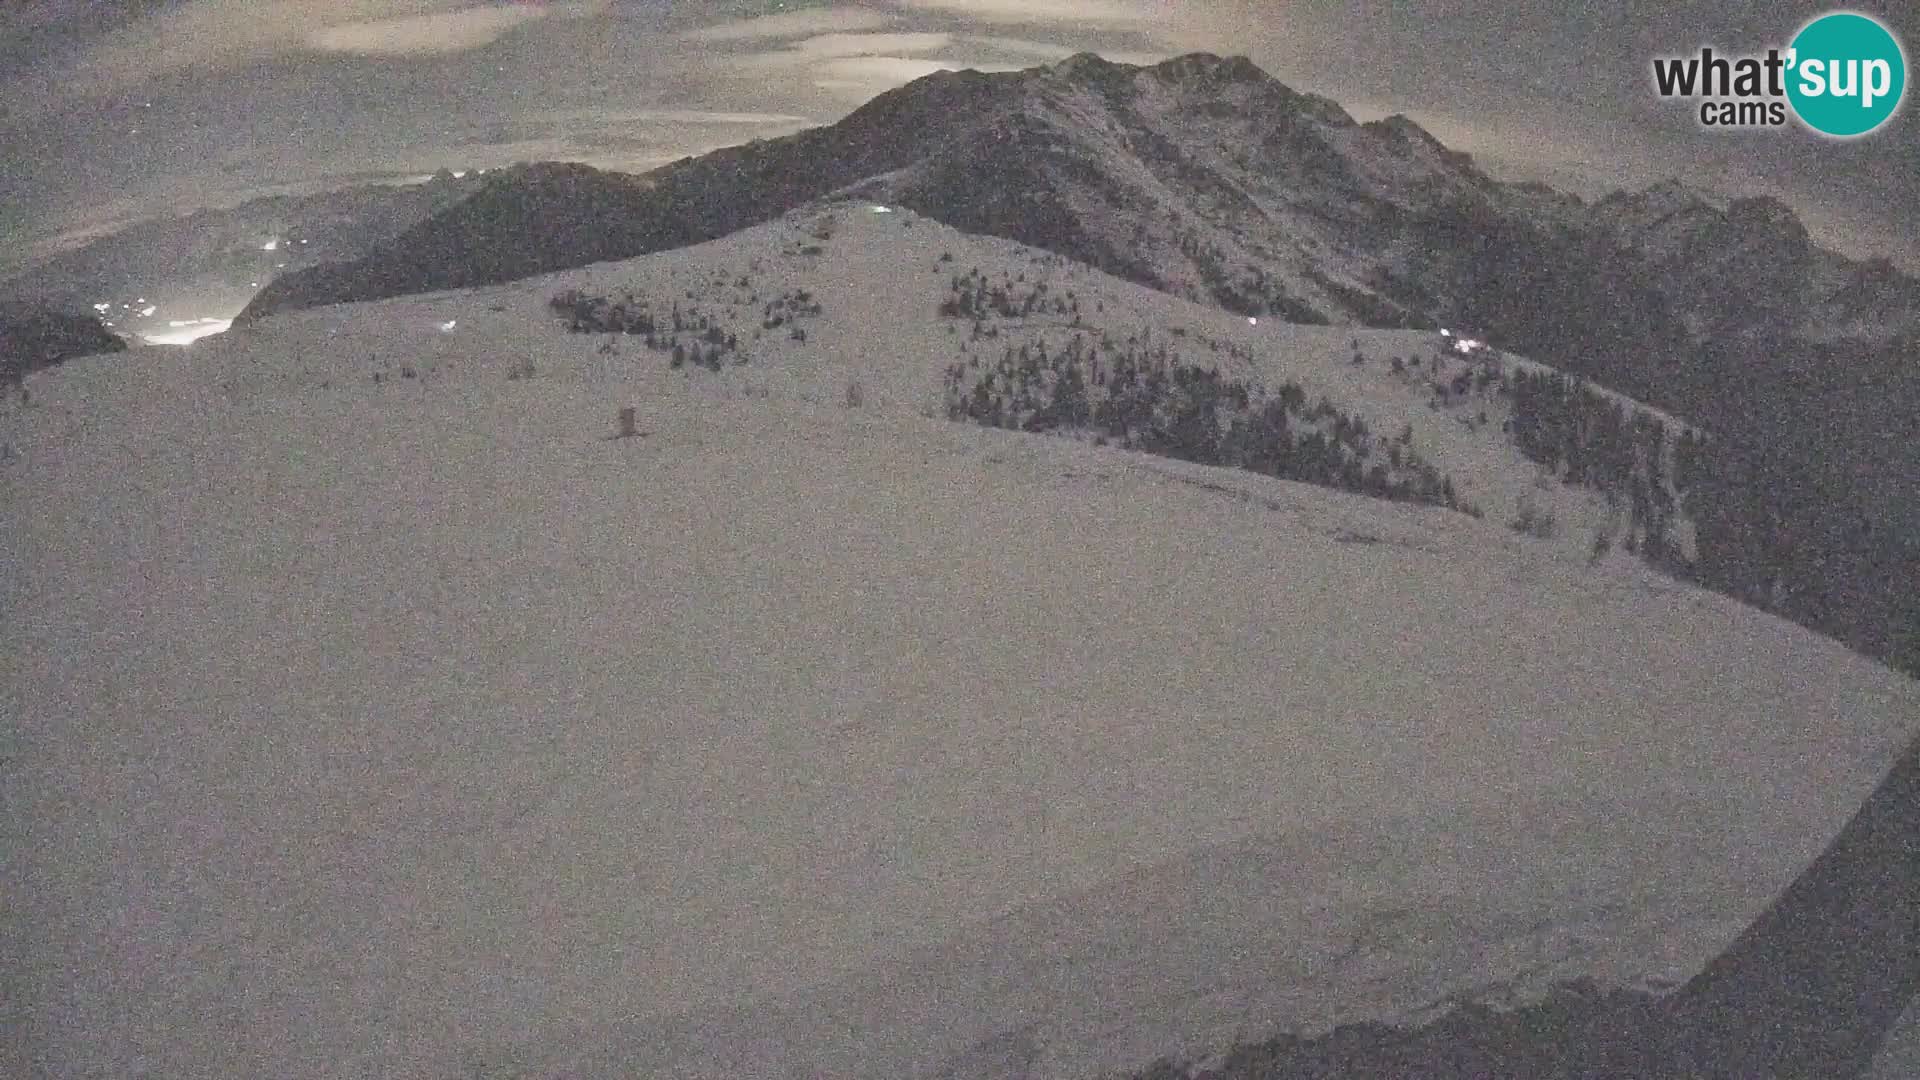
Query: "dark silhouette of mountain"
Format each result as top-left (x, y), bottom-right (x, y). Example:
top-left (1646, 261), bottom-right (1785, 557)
top-left (232, 57), bottom-right (1920, 489)
top-left (232, 51), bottom-right (1920, 682)
top-left (239, 163), bottom-right (670, 318)
top-left (239, 53), bottom-right (1509, 326)
top-left (0, 304), bottom-right (126, 384)
top-left (239, 52), bottom-right (1919, 346)
top-left (239, 68), bottom-right (1011, 320)
top-left (1656, 727), bottom-right (1920, 1077)
top-left (0, 170), bottom-right (487, 323)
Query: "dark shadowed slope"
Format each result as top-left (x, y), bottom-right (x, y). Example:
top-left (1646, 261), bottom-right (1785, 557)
top-left (0, 304), bottom-right (125, 383)
top-left (237, 67), bottom-right (1010, 321)
top-left (237, 53), bottom-right (1516, 327)
top-left (1655, 726), bottom-right (1920, 1077)
top-left (237, 163), bottom-right (670, 319)
top-left (0, 171), bottom-right (487, 317)
top-left (239, 52), bottom-right (1920, 352)
top-left (1134, 728), bottom-right (1920, 1079)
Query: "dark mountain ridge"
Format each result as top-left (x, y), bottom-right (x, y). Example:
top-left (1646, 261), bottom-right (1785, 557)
top-left (0, 303), bottom-right (126, 386)
top-left (238, 66), bottom-right (1016, 320)
top-left (239, 51), bottom-right (1918, 351)
top-left (231, 51), bottom-right (1920, 679)
top-left (0, 171), bottom-right (488, 327)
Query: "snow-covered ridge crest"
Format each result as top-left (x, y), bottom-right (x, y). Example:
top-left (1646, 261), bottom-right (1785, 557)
top-left (7, 201), bottom-right (1917, 1079)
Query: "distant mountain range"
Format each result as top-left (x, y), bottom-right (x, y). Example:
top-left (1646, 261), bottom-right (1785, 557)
top-left (0, 170), bottom-right (488, 332)
top-left (233, 51), bottom-right (1920, 487)
top-left (234, 50), bottom-right (1920, 576)
top-left (28, 50), bottom-right (1920, 677)
top-left (240, 52), bottom-right (1918, 350)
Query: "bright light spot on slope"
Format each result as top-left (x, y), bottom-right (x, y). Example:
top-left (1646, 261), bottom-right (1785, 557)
top-left (262, 239), bottom-right (279, 251)
top-left (1438, 327), bottom-right (1487, 355)
top-left (870, 205), bottom-right (893, 213)
top-left (439, 319), bottom-right (458, 332)
top-left (140, 305), bottom-right (158, 317)
top-left (143, 318), bottom-right (231, 345)
top-left (93, 302), bottom-right (111, 312)
top-left (452, 170), bottom-right (468, 178)
top-left (1248, 317), bottom-right (1258, 325)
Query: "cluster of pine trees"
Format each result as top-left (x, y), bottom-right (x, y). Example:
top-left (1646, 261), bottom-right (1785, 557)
top-left (1504, 340), bottom-right (1920, 680)
top-left (551, 289), bottom-right (657, 336)
top-left (1398, 194), bottom-right (1920, 679)
top-left (1681, 434), bottom-right (1920, 678)
top-left (1506, 367), bottom-right (1687, 566)
top-left (938, 268), bottom-right (1081, 322)
top-left (1171, 229), bottom-right (1329, 324)
top-left (942, 332), bottom-right (1476, 515)
top-left (760, 288), bottom-right (822, 334)
top-left (548, 288), bottom-right (749, 371)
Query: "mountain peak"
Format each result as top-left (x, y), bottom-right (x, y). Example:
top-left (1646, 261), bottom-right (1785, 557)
top-left (1150, 51), bottom-right (1271, 85)
top-left (1725, 194), bottom-right (1807, 238)
top-left (1621, 177), bottom-right (1717, 212)
top-left (1044, 50), bottom-right (1273, 89)
top-left (1366, 113), bottom-right (1446, 150)
top-left (1050, 51), bottom-right (1120, 77)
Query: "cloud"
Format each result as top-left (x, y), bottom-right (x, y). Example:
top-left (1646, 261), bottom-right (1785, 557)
top-left (709, 25), bottom-right (1159, 98)
top-left (47, 1), bottom-right (609, 101)
top-left (704, 25), bottom-right (1049, 96)
top-left (443, 107), bottom-right (815, 166)
top-left (305, 5), bottom-right (549, 56)
top-left (727, 30), bottom-right (957, 72)
top-left (0, 3), bottom-right (88, 32)
top-left (526, 108), bottom-right (813, 127)
top-left (809, 55), bottom-right (1022, 94)
top-left (960, 35), bottom-right (1165, 66)
top-left (957, 35), bottom-right (1080, 60)
top-left (789, 31), bottom-right (954, 57)
top-left (682, 6), bottom-right (897, 42)
top-left (889, 0), bottom-right (1169, 25)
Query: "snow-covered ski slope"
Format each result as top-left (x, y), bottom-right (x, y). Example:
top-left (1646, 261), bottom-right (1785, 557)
top-left (4, 203), bottom-right (1916, 1079)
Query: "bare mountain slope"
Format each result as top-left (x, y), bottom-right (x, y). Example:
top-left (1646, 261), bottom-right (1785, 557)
top-left (234, 52), bottom-right (1524, 327)
top-left (238, 52), bottom-right (1920, 351)
top-left (236, 67), bottom-right (1011, 321)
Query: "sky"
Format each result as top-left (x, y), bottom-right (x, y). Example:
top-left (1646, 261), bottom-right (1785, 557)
top-left (1, 0), bottom-right (1916, 269)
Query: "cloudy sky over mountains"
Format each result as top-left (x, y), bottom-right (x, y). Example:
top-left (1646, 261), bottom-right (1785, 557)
top-left (1, 0), bottom-right (1914, 267)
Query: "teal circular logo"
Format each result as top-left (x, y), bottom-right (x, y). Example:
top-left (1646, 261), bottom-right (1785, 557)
top-left (1786, 12), bottom-right (1907, 137)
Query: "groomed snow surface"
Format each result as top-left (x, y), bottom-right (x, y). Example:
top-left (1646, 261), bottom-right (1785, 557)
top-left (5, 206), bottom-right (1919, 1079)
